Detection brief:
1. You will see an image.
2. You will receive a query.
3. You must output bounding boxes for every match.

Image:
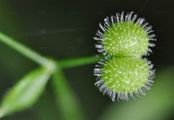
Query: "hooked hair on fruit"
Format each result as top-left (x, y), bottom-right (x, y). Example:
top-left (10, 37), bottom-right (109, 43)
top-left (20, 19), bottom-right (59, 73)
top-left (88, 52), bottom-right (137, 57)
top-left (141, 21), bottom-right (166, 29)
top-left (93, 11), bottom-right (156, 101)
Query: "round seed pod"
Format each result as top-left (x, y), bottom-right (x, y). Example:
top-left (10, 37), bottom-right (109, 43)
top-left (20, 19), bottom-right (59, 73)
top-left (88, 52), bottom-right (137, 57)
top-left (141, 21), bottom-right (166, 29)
top-left (94, 11), bottom-right (156, 57)
top-left (94, 57), bottom-right (155, 101)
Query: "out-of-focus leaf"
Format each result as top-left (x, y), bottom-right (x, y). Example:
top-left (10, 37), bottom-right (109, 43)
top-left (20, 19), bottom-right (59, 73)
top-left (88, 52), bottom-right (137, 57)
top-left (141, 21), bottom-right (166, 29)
top-left (0, 67), bottom-right (53, 118)
top-left (99, 67), bottom-right (174, 120)
top-left (52, 70), bottom-right (86, 120)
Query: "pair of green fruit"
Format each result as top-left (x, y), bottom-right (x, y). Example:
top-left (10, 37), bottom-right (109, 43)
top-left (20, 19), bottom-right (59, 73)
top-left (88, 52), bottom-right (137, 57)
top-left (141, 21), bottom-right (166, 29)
top-left (94, 12), bottom-right (156, 101)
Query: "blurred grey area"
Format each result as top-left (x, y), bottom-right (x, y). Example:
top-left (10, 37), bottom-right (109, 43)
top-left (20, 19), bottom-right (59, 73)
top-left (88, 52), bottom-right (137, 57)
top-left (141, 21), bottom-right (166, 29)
top-left (0, 0), bottom-right (174, 120)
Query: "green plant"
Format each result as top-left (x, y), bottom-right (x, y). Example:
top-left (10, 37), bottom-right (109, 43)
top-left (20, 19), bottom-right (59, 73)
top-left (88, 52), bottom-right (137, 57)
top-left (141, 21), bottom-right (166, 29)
top-left (0, 32), bottom-right (99, 119)
top-left (0, 11), bottom-right (156, 119)
top-left (94, 11), bottom-right (156, 101)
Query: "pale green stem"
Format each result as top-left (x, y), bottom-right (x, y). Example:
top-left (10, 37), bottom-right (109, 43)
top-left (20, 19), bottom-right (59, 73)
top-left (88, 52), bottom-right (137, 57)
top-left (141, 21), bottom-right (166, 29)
top-left (58, 55), bottom-right (100, 69)
top-left (52, 69), bottom-right (87, 120)
top-left (0, 32), bottom-right (100, 69)
top-left (0, 32), bottom-right (48, 66)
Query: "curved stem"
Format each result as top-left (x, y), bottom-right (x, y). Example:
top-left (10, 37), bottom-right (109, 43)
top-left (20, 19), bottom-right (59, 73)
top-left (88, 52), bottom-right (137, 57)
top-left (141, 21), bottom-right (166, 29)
top-left (0, 32), bottom-right (48, 66)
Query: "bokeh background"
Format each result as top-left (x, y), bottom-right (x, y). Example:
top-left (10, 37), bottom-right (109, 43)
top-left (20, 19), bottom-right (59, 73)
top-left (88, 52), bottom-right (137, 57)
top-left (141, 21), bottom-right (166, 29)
top-left (0, 0), bottom-right (174, 120)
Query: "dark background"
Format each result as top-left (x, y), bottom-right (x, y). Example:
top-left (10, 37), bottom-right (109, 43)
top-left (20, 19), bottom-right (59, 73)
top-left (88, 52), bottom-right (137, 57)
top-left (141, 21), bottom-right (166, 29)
top-left (0, 0), bottom-right (174, 120)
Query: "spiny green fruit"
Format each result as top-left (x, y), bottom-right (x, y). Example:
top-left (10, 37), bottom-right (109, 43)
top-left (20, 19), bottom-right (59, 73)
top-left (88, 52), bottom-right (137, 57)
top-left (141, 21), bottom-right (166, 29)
top-left (93, 11), bottom-right (156, 101)
top-left (94, 57), bottom-right (155, 101)
top-left (94, 11), bottom-right (156, 57)
top-left (102, 22), bottom-right (149, 57)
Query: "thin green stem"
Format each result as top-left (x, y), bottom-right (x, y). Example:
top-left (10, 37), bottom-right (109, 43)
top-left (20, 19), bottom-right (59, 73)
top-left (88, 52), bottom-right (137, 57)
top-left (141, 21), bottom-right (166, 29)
top-left (58, 55), bottom-right (100, 69)
top-left (52, 69), bottom-right (86, 120)
top-left (0, 32), bottom-right (48, 66)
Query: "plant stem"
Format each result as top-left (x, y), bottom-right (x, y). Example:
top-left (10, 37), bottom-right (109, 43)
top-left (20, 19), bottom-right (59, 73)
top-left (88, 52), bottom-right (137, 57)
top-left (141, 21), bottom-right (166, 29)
top-left (0, 32), bottom-right (100, 69)
top-left (52, 69), bottom-right (86, 120)
top-left (0, 32), bottom-right (48, 66)
top-left (58, 55), bottom-right (100, 69)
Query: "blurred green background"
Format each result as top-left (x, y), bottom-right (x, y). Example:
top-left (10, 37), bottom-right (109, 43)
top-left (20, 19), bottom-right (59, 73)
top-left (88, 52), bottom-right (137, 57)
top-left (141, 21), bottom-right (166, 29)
top-left (0, 0), bottom-right (174, 120)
